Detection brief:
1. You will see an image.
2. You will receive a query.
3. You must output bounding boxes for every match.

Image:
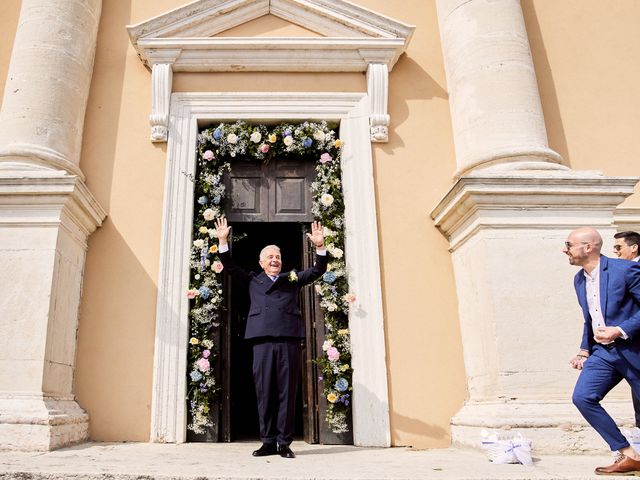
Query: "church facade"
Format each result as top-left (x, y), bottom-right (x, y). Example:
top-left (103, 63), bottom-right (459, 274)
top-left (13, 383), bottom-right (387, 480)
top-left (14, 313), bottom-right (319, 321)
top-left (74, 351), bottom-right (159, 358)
top-left (1, 0), bottom-right (639, 452)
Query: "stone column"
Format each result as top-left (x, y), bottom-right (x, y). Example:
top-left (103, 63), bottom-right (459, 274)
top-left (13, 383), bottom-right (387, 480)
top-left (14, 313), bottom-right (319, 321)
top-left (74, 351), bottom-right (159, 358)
top-left (434, 0), bottom-right (640, 453)
top-left (437, 0), bottom-right (563, 177)
top-left (0, 0), bottom-right (105, 451)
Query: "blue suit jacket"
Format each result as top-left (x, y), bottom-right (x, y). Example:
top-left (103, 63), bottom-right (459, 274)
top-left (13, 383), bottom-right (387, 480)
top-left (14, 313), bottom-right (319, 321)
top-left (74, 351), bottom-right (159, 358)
top-left (574, 255), bottom-right (640, 366)
top-left (220, 251), bottom-right (328, 339)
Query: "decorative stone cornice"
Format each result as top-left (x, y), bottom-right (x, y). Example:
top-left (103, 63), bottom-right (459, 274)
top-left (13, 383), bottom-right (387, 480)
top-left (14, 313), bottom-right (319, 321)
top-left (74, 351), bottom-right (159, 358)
top-left (615, 207), bottom-right (640, 232)
top-left (127, 0), bottom-right (414, 142)
top-left (431, 172), bottom-right (639, 251)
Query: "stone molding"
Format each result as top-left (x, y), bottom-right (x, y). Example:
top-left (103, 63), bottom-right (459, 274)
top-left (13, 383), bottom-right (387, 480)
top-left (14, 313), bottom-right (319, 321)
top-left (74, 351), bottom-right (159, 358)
top-left (615, 207), bottom-right (640, 232)
top-left (431, 172), bottom-right (639, 251)
top-left (127, 0), bottom-right (414, 142)
top-left (151, 92), bottom-right (390, 447)
top-left (366, 64), bottom-right (389, 143)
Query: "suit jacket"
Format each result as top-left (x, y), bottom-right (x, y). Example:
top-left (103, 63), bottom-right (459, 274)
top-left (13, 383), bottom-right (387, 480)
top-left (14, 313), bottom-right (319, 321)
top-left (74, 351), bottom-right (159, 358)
top-left (219, 250), bottom-right (328, 339)
top-left (574, 255), bottom-right (640, 366)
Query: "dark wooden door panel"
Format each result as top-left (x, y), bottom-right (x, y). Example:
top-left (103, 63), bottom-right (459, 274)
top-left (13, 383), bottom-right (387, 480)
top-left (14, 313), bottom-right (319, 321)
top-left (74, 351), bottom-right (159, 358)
top-left (226, 159), bottom-right (314, 222)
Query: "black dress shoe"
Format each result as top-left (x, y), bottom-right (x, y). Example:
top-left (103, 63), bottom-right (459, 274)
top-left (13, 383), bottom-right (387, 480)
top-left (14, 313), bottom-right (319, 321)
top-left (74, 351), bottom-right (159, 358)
top-left (252, 443), bottom-right (277, 457)
top-left (278, 444), bottom-right (295, 458)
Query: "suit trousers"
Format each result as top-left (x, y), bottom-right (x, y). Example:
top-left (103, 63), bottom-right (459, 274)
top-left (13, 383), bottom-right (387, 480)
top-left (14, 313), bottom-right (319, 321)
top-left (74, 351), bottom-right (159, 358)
top-left (252, 337), bottom-right (301, 446)
top-left (573, 344), bottom-right (640, 451)
top-left (633, 388), bottom-right (640, 428)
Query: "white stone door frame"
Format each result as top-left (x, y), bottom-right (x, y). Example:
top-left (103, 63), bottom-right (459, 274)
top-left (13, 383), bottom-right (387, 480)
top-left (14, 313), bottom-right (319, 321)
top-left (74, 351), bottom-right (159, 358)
top-left (151, 92), bottom-right (390, 447)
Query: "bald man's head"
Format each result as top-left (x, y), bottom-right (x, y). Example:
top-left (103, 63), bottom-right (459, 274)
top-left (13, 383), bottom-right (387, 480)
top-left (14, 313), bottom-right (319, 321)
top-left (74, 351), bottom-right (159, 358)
top-left (563, 227), bottom-right (603, 267)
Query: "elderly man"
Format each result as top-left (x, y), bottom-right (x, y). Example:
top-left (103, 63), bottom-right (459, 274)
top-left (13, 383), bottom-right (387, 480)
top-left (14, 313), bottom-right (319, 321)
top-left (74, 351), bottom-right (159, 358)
top-left (214, 216), bottom-right (327, 459)
top-left (565, 227), bottom-right (640, 475)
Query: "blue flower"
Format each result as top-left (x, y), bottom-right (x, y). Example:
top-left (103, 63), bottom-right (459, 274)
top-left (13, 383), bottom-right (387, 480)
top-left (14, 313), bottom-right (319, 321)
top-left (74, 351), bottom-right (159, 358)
top-left (197, 196), bottom-right (208, 205)
top-left (335, 378), bottom-right (349, 392)
top-left (190, 370), bottom-right (202, 382)
top-left (198, 286), bottom-right (212, 299)
top-left (323, 271), bottom-right (337, 284)
top-left (284, 128), bottom-right (292, 136)
top-left (303, 138), bottom-right (313, 148)
top-left (213, 128), bottom-right (222, 140)
top-left (213, 195), bottom-right (221, 205)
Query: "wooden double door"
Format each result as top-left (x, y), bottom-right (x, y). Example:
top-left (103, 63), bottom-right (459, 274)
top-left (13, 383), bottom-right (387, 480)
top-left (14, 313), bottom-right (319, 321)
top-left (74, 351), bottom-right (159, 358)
top-left (213, 157), bottom-right (349, 444)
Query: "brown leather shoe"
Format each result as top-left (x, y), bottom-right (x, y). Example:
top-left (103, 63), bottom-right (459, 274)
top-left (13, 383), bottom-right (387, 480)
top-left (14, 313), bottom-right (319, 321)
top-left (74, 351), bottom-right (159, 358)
top-left (595, 454), bottom-right (640, 476)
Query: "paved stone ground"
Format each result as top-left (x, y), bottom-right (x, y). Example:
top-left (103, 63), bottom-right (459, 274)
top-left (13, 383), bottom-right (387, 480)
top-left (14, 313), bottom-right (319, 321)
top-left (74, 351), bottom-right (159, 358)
top-left (0, 441), bottom-right (625, 480)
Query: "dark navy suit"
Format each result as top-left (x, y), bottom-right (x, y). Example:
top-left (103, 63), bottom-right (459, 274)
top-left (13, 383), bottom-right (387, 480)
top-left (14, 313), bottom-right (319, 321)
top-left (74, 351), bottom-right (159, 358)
top-left (572, 255), bottom-right (640, 450)
top-left (220, 250), bottom-right (327, 446)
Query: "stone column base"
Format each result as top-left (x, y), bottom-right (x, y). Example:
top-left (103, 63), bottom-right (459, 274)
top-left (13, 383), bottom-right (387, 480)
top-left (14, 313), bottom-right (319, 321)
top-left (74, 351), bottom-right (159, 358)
top-left (451, 401), bottom-right (636, 454)
top-left (0, 395), bottom-right (89, 451)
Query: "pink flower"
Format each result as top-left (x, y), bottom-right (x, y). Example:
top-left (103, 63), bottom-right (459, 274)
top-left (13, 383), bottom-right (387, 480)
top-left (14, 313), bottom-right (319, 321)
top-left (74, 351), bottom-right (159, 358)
top-left (197, 358), bottom-right (210, 372)
top-left (187, 289), bottom-right (199, 299)
top-left (212, 261), bottom-right (224, 273)
top-left (344, 293), bottom-right (356, 304)
top-left (260, 144), bottom-right (270, 153)
top-left (202, 349), bottom-right (211, 358)
top-left (327, 347), bottom-right (340, 362)
top-left (320, 153), bottom-right (332, 163)
top-left (203, 150), bottom-right (214, 161)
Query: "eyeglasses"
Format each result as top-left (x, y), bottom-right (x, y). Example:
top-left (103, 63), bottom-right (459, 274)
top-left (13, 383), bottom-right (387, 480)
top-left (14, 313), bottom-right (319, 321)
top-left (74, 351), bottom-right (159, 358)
top-left (564, 241), bottom-right (591, 249)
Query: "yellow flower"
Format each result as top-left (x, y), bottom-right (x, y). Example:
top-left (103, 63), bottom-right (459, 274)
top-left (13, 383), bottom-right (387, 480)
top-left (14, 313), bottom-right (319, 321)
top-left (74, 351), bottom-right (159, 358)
top-left (334, 139), bottom-right (343, 148)
top-left (199, 226), bottom-right (208, 234)
top-left (337, 329), bottom-right (349, 335)
top-left (327, 393), bottom-right (338, 403)
top-left (340, 364), bottom-right (350, 372)
top-left (190, 337), bottom-right (199, 345)
top-left (209, 244), bottom-right (218, 254)
top-left (268, 134), bottom-right (277, 143)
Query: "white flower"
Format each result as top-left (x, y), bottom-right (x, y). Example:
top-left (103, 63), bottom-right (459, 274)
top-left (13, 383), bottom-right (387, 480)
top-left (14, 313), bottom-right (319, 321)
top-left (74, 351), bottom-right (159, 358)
top-left (313, 130), bottom-right (326, 142)
top-left (203, 209), bottom-right (215, 221)
top-left (250, 131), bottom-right (262, 143)
top-left (193, 239), bottom-right (205, 248)
top-left (323, 227), bottom-right (336, 237)
top-left (322, 340), bottom-right (333, 351)
top-left (320, 193), bottom-right (334, 207)
top-left (208, 229), bottom-right (218, 239)
top-left (227, 133), bottom-right (238, 144)
top-left (328, 245), bottom-right (343, 258)
top-left (283, 136), bottom-right (294, 146)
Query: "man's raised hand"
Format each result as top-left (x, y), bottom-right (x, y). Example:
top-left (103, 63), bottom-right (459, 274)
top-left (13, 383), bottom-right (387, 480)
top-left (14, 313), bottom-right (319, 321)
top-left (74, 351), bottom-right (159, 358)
top-left (307, 221), bottom-right (324, 248)
top-left (214, 216), bottom-right (230, 245)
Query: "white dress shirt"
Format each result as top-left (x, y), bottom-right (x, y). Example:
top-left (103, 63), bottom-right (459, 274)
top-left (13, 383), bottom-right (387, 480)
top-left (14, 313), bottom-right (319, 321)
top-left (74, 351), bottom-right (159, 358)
top-left (584, 261), bottom-right (628, 341)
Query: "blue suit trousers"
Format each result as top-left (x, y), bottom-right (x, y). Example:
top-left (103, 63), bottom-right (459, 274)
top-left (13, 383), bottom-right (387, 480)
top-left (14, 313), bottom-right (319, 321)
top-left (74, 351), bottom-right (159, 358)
top-left (573, 344), bottom-right (640, 451)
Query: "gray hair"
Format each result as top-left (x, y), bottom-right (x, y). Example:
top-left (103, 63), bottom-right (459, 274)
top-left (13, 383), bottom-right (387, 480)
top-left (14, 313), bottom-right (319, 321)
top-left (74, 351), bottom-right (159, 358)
top-left (259, 244), bottom-right (281, 261)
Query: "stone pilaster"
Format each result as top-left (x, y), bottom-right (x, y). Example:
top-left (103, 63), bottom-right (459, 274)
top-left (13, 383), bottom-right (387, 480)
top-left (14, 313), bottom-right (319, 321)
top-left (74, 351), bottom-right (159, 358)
top-left (0, 0), bottom-right (104, 451)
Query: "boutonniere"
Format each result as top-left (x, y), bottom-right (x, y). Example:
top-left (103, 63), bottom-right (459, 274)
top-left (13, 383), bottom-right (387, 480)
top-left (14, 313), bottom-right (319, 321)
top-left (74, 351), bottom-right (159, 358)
top-left (288, 270), bottom-right (298, 282)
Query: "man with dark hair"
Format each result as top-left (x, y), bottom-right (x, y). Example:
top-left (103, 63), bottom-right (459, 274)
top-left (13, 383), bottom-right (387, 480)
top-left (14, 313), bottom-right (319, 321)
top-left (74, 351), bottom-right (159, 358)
top-left (614, 231), bottom-right (640, 263)
top-left (614, 231), bottom-right (640, 431)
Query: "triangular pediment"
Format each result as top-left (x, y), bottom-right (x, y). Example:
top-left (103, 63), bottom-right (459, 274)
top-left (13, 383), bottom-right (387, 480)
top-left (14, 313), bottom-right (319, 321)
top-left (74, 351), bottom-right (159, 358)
top-left (127, 0), bottom-right (414, 72)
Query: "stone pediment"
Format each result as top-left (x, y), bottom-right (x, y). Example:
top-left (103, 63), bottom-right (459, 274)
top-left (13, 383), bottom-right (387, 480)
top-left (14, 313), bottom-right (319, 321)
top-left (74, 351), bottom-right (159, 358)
top-left (127, 0), bottom-right (414, 143)
top-left (127, 0), bottom-right (415, 72)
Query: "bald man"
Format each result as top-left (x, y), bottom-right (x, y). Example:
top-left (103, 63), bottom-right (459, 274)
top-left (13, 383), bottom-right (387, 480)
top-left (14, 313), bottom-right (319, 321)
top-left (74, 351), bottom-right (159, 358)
top-left (565, 227), bottom-right (640, 475)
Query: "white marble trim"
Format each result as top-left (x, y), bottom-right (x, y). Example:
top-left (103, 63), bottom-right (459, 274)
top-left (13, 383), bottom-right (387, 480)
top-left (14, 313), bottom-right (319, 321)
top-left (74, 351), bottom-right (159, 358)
top-left (151, 92), bottom-right (390, 447)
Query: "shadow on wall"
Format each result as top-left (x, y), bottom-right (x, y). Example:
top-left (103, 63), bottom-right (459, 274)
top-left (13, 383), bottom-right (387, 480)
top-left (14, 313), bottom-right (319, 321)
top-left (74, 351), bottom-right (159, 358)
top-left (521, 0), bottom-right (570, 167)
top-left (384, 54), bottom-right (448, 152)
top-left (76, 217), bottom-right (156, 442)
top-left (390, 411), bottom-right (449, 445)
top-left (79, 0), bottom-right (133, 211)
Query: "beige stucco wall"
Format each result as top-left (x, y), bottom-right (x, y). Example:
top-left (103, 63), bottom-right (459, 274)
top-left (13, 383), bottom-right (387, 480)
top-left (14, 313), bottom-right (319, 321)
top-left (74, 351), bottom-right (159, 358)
top-left (523, 0), bottom-right (640, 207)
top-left (1, 0), bottom-right (639, 449)
top-left (0, 0), bottom-right (21, 104)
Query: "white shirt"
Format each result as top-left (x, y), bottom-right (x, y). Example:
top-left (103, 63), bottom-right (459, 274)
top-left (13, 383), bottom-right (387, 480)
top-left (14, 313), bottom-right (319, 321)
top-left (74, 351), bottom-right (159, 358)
top-left (584, 263), bottom-right (605, 335)
top-left (584, 261), bottom-right (628, 341)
